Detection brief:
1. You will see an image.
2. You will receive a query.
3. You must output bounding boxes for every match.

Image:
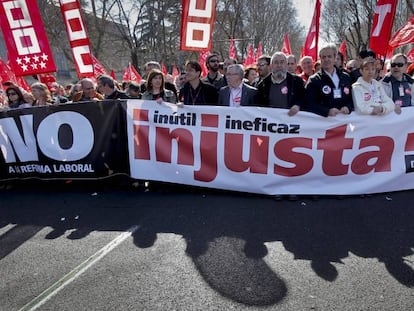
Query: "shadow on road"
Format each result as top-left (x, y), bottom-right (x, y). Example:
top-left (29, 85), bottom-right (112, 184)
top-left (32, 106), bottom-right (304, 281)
top-left (1, 179), bottom-right (414, 306)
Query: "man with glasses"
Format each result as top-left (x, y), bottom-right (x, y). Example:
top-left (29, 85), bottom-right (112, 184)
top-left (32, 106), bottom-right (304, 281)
top-left (252, 55), bottom-right (271, 88)
top-left (256, 52), bottom-right (305, 116)
top-left (201, 53), bottom-right (226, 91)
top-left (218, 64), bottom-right (257, 107)
top-left (381, 53), bottom-right (414, 109)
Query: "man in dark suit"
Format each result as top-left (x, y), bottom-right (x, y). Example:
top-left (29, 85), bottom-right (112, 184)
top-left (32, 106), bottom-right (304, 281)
top-left (97, 75), bottom-right (130, 99)
top-left (218, 64), bottom-right (257, 107)
top-left (256, 51), bottom-right (305, 116)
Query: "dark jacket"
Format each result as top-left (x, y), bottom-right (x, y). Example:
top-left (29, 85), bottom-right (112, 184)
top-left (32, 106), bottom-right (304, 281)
top-left (105, 90), bottom-right (130, 100)
top-left (179, 80), bottom-right (218, 105)
top-left (256, 72), bottom-right (305, 108)
top-left (218, 83), bottom-right (257, 106)
top-left (305, 68), bottom-right (354, 117)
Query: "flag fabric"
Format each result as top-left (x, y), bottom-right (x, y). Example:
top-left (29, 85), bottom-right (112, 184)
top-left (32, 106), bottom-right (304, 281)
top-left (255, 42), bottom-right (262, 62)
top-left (180, 0), bottom-right (216, 51)
top-left (0, 57), bottom-right (18, 85)
top-left (369, 0), bottom-right (398, 56)
top-left (281, 34), bottom-right (292, 55)
top-left (161, 62), bottom-right (168, 75)
top-left (59, 0), bottom-right (94, 78)
top-left (0, 0), bottom-right (56, 76)
top-left (303, 0), bottom-right (321, 61)
top-left (16, 76), bottom-right (30, 92)
top-left (91, 54), bottom-right (109, 77)
top-left (123, 63), bottom-right (142, 84)
top-left (407, 48), bottom-right (414, 63)
top-left (338, 40), bottom-right (347, 61)
top-left (172, 65), bottom-right (180, 81)
top-left (243, 44), bottom-right (255, 66)
top-left (38, 73), bottom-right (57, 90)
top-left (198, 50), bottom-right (210, 77)
top-left (110, 70), bottom-right (117, 81)
top-left (229, 37), bottom-right (237, 60)
top-left (388, 15), bottom-right (414, 49)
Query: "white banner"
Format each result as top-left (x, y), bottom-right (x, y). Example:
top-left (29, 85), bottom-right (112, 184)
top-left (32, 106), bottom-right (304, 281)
top-left (126, 100), bottom-right (414, 195)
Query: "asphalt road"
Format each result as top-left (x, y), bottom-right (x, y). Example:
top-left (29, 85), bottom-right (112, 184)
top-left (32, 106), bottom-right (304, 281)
top-left (1, 177), bottom-right (413, 311)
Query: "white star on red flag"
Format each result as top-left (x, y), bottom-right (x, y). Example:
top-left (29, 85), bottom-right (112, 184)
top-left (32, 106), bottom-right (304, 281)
top-left (24, 56), bottom-right (31, 63)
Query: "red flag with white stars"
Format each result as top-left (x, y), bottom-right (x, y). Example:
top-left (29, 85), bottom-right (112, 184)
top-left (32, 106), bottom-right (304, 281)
top-left (0, 0), bottom-right (56, 76)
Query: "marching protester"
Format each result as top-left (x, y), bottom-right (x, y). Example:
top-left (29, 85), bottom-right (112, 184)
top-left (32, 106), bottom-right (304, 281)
top-left (178, 60), bottom-right (218, 105)
top-left (141, 69), bottom-right (176, 104)
top-left (126, 82), bottom-right (141, 99)
top-left (381, 53), bottom-right (414, 110)
top-left (251, 55), bottom-right (271, 87)
top-left (72, 78), bottom-right (104, 102)
top-left (305, 43), bottom-right (354, 117)
top-left (298, 56), bottom-right (314, 82)
top-left (31, 82), bottom-right (55, 106)
top-left (218, 64), bottom-right (257, 107)
top-left (286, 54), bottom-right (297, 74)
top-left (256, 51), bottom-right (305, 116)
top-left (97, 75), bottom-right (130, 99)
top-left (352, 57), bottom-right (397, 116)
top-left (5, 85), bottom-right (32, 109)
top-left (201, 53), bottom-right (226, 91)
top-left (141, 61), bottom-right (178, 101)
top-left (243, 65), bottom-right (258, 86)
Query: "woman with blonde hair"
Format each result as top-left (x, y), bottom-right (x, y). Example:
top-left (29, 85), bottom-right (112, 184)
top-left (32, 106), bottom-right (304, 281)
top-left (141, 69), bottom-right (176, 104)
top-left (31, 82), bottom-right (55, 106)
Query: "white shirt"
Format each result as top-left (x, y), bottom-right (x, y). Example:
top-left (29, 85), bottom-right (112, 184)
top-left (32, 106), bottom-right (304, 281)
top-left (229, 83), bottom-right (243, 107)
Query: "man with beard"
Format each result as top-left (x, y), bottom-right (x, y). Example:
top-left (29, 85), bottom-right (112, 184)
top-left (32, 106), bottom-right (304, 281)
top-left (251, 55), bottom-right (271, 87)
top-left (256, 51), bottom-right (305, 116)
top-left (201, 53), bottom-right (226, 91)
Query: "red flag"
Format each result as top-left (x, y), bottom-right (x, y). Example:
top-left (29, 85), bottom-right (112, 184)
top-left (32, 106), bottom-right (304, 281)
top-left (161, 62), bottom-right (167, 75)
top-left (180, 0), bottom-right (216, 51)
top-left (198, 50), bottom-right (210, 77)
top-left (243, 44), bottom-right (255, 66)
top-left (110, 69), bottom-right (117, 81)
top-left (369, 0), bottom-right (398, 56)
top-left (406, 48), bottom-right (414, 63)
top-left (303, 0), bottom-right (321, 61)
top-left (0, 0), bottom-right (57, 76)
top-left (255, 42), bottom-right (262, 62)
top-left (91, 54), bottom-right (109, 77)
top-left (338, 40), bottom-right (347, 62)
top-left (281, 34), bottom-right (292, 55)
top-left (59, 0), bottom-right (94, 78)
top-left (388, 15), bottom-right (414, 49)
top-left (16, 76), bottom-right (30, 92)
top-left (172, 65), bottom-right (180, 81)
top-left (229, 37), bottom-right (237, 60)
top-left (123, 63), bottom-right (142, 84)
top-left (38, 73), bottom-right (57, 90)
top-left (0, 57), bottom-right (17, 85)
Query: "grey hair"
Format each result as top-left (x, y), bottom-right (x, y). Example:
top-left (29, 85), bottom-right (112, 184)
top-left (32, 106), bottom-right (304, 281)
top-left (227, 64), bottom-right (244, 78)
top-left (319, 43), bottom-right (338, 57)
top-left (271, 52), bottom-right (287, 64)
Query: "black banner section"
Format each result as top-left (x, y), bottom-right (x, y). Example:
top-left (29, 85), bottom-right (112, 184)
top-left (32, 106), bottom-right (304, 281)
top-left (0, 101), bottom-right (129, 180)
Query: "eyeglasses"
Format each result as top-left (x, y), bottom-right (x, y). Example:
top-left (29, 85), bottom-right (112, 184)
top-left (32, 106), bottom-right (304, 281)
top-left (391, 62), bottom-right (405, 68)
top-left (7, 92), bottom-right (17, 96)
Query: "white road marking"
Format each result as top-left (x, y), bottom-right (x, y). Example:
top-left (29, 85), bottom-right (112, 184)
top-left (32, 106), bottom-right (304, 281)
top-left (18, 225), bottom-right (139, 311)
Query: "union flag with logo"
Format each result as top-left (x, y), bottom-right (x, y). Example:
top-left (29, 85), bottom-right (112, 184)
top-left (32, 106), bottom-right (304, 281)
top-left (0, 0), bottom-right (56, 76)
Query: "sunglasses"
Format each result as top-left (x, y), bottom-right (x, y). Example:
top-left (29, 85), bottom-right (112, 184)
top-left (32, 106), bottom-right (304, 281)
top-left (391, 62), bottom-right (405, 68)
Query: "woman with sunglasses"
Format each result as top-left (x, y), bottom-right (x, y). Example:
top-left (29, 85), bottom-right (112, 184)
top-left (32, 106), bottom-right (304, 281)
top-left (6, 85), bottom-right (31, 109)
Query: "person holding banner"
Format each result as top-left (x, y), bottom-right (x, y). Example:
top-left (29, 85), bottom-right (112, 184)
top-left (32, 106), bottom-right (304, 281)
top-left (218, 64), bottom-right (257, 107)
top-left (141, 69), bottom-right (176, 104)
top-left (381, 53), bottom-right (414, 109)
top-left (352, 57), bottom-right (396, 116)
top-left (305, 43), bottom-right (353, 117)
top-left (256, 52), bottom-right (305, 116)
top-left (31, 82), bottom-right (55, 106)
top-left (179, 60), bottom-right (218, 105)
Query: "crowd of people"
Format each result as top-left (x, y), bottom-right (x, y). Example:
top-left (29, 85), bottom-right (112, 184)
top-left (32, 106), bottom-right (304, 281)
top-left (1, 43), bottom-right (413, 120)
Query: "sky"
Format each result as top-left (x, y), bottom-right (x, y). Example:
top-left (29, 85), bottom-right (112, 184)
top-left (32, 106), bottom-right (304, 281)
top-left (292, 0), bottom-right (316, 30)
